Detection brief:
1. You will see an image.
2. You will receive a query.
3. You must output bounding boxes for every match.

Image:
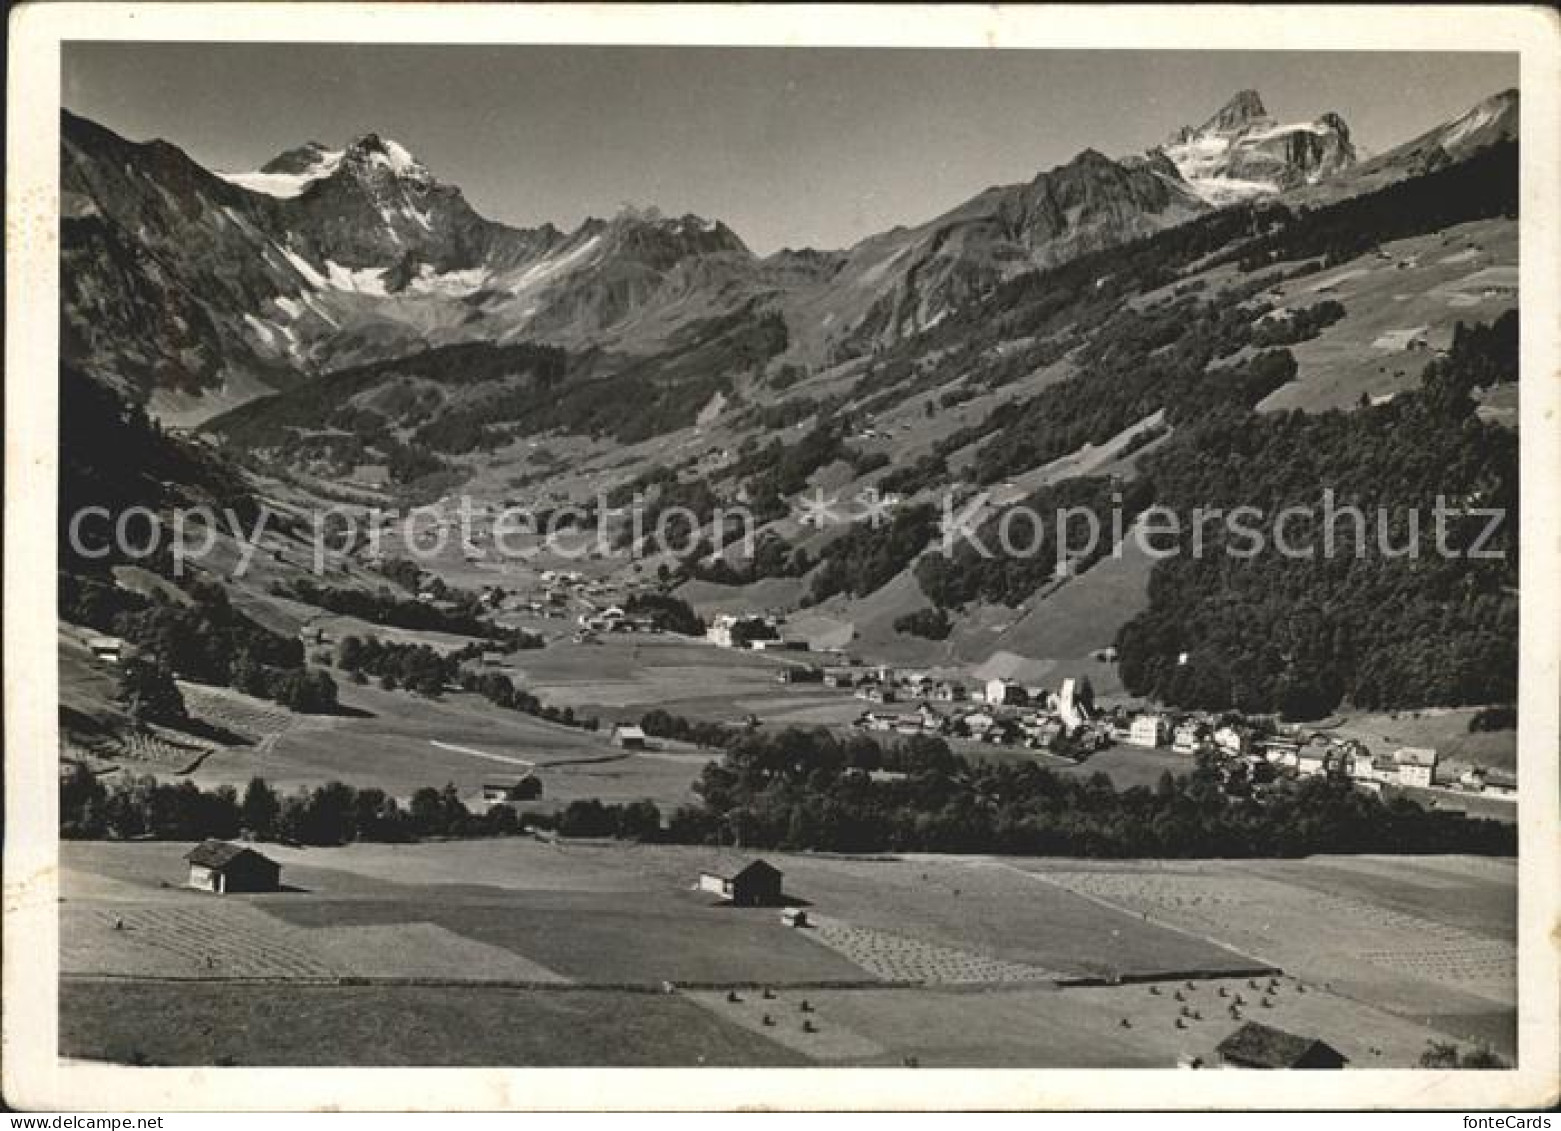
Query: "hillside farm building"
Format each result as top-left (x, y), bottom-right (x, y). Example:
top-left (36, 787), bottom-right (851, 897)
top-left (1393, 747), bottom-right (1439, 788)
top-left (612, 724), bottom-right (648, 749)
top-left (699, 860), bottom-right (785, 907)
top-left (1215, 1022), bottom-right (1347, 1070)
top-left (87, 637), bottom-right (125, 664)
top-left (185, 841), bottom-right (281, 894)
top-left (481, 774), bottom-right (542, 803)
top-left (751, 638), bottom-right (810, 653)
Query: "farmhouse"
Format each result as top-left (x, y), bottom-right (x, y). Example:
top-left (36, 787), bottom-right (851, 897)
top-left (985, 678), bottom-right (1027, 707)
top-left (705, 614), bottom-right (780, 649)
top-left (962, 711), bottom-right (998, 738)
top-left (1484, 769), bottom-right (1518, 798)
top-left (1127, 715), bottom-right (1170, 749)
top-left (1296, 750), bottom-right (1328, 777)
top-left (856, 710), bottom-right (932, 736)
top-left (751, 637), bottom-right (810, 653)
top-left (1345, 746), bottom-right (1380, 781)
top-left (1259, 739), bottom-right (1302, 768)
top-left (612, 724), bottom-right (648, 749)
top-left (1173, 722), bottom-right (1205, 755)
top-left (481, 774), bottom-right (542, 803)
top-left (777, 666), bottom-right (825, 684)
top-left (185, 840), bottom-right (281, 895)
top-left (1028, 718), bottom-right (1066, 750)
top-left (1215, 1022), bottom-right (1348, 1070)
top-left (480, 650), bottom-right (507, 666)
top-left (88, 636), bottom-right (125, 664)
top-left (1213, 725), bottom-right (1250, 757)
top-left (1393, 746), bottom-right (1439, 788)
top-left (699, 859), bottom-right (785, 906)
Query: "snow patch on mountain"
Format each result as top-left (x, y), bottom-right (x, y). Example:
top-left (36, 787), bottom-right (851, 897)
top-left (242, 313), bottom-right (278, 347)
top-left (324, 260), bottom-right (390, 296)
top-left (1442, 98), bottom-right (1508, 152)
top-left (407, 265), bottom-right (490, 296)
top-left (1181, 174), bottom-right (1282, 206)
top-left (278, 246), bottom-right (329, 288)
top-left (220, 149), bottom-right (344, 198)
top-left (496, 234), bottom-right (605, 297)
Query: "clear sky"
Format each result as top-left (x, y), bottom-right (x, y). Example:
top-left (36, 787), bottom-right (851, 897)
top-left (63, 44), bottom-right (1516, 255)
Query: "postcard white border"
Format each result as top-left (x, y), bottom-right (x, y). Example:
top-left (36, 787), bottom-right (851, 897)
top-left (6, 2), bottom-right (1559, 1112)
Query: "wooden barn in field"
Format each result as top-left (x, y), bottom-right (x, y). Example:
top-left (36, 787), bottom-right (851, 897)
top-left (611, 724), bottom-right (648, 749)
top-left (184, 840), bottom-right (281, 895)
top-left (1215, 1022), bottom-right (1347, 1070)
top-left (699, 859), bottom-right (785, 907)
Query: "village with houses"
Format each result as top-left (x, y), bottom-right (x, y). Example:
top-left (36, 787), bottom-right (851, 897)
top-left (690, 613), bottom-right (1517, 811)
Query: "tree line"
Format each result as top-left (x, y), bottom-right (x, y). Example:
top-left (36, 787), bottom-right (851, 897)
top-left (681, 728), bottom-right (1514, 857)
top-left (61, 725), bottom-right (1514, 860)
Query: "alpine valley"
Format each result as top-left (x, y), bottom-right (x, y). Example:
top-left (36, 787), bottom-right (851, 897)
top-left (50, 67), bottom-right (1534, 1076)
top-left (59, 85), bottom-right (1520, 792)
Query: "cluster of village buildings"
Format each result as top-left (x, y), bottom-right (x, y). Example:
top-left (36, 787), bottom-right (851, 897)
top-left (657, 613), bottom-right (1522, 802)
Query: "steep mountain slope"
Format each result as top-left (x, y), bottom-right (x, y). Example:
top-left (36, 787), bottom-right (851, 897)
top-left (61, 86), bottom-right (1515, 435)
top-left (1161, 89), bottom-right (1357, 204)
top-left (785, 147), bottom-right (1206, 359)
top-left (59, 112), bottom-right (1216, 412)
top-left (1294, 88), bottom-right (1519, 205)
top-left (61, 114), bottom-right (779, 420)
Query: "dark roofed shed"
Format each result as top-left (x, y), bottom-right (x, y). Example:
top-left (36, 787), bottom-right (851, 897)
top-left (184, 840), bottom-right (281, 894)
top-left (1215, 1021), bottom-right (1347, 1069)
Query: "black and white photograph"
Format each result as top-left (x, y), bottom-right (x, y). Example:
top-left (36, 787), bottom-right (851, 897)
top-left (5, 1), bottom-right (1559, 1113)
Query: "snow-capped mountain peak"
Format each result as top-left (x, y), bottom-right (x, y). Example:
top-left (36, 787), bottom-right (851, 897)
top-left (1196, 89), bottom-right (1272, 135)
top-left (339, 133), bottom-right (434, 186)
top-left (1160, 90), bottom-right (1356, 205)
top-left (218, 133), bottom-right (432, 199)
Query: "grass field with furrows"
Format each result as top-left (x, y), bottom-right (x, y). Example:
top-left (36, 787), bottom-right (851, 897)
top-left (60, 842), bottom-right (1517, 1065)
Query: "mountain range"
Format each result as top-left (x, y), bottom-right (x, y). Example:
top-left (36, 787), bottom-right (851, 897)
top-left (57, 78), bottom-right (1523, 728)
top-left (60, 87), bottom-right (1515, 423)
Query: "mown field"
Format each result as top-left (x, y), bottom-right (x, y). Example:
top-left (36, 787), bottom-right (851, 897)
top-left (1257, 218), bottom-right (1518, 414)
top-left (1005, 854), bottom-right (1517, 1054)
top-left (61, 841), bottom-right (1516, 1067)
top-left (174, 676), bottom-right (717, 810)
top-left (61, 982), bottom-right (806, 1067)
